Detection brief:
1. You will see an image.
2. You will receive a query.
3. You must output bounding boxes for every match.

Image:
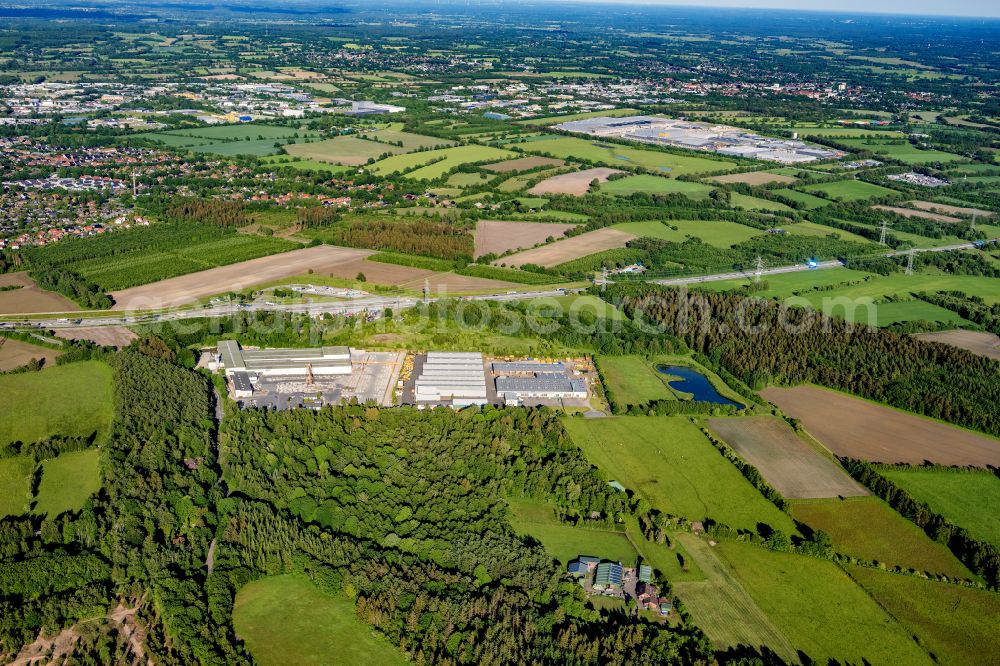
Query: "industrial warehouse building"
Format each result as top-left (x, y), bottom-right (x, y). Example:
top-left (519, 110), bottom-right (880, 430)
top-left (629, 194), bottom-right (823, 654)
top-left (217, 340), bottom-right (352, 378)
top-left (414, 351), bottom-right (488, 407)
top-left (491, 361), bottom-right (587, 405)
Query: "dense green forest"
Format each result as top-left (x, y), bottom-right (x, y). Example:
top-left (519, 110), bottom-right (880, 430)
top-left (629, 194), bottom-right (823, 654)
top-left (604, 284), bottom-right (1000, 437)
top-left (0, 345), bottom-right (714, 664)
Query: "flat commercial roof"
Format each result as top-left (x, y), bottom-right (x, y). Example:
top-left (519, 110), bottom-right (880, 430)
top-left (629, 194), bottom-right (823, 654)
top-left (231, 371), bottom-right (253, 393)
top-left (495, 377), bottom-right (586, 393)
top-left (218, 341), bottom-right (351, 372)
top-left (491, 362), bottom-right (567, 374)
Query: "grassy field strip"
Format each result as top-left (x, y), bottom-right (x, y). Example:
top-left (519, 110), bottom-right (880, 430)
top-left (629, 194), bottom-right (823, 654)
top-left (792, 497), bottom-right (973, 579)
top-left (672, 534), bottom-right (799, 662)
top-left (879, 468), bottom-right (1000, 548)
top-left (0, 361), bottom-right (114, 445)
top-left (846, 565), bottom-right (1000, 666)
top-left (34, 449), bottom-right (101, 517)
top-left (596, 355), bottom-right (675, 405)
top-left (562, 416), bottom-right (796, 534)
top-left (717, 541), bottom-right (935, 665)
top-left (234, 575), bottom-right (406, 665)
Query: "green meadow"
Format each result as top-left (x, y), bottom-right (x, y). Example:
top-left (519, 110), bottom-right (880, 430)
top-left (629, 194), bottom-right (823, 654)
top-left (562, 416), bottom-right (796, 534)
top-left (511, 136), bottom-right (735, 177)
top-left (234, 575), bottom-right (407, 666)
top-left (880, 468), bottom-right (1000, 548)
top-left (0, 361), bottom-right (114, 445)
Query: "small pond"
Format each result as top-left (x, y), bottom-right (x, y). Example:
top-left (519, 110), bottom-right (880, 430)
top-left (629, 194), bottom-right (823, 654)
top-left (655, 365), bottom-right (743, 407)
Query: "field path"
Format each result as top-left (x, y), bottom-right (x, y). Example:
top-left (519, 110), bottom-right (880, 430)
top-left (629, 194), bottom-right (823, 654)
top-left (673, 534), bottom-right (799, 663)
top-left (496, 228), bottom-right (634, 268)
top-left (109, 245), bottom-right (372, 310)
top-left (761, 385), bottom-right (1000, 467)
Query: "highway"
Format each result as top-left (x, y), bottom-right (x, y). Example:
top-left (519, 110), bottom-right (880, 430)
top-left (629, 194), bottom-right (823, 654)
top-left (2, 238), bottom-right (995, 333)
top-left (1, 288), bottom-right (581, 332)
top-left (646, 239), bottom-right (996, 287)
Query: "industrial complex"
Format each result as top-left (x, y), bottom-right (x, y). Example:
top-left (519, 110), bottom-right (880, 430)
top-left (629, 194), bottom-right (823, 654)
top-left (554, 115), bottom-right (843, 164)
top-left (214, 340), bottom-right (404, 408)
top-left (214, 341), bottom-right (594, 410)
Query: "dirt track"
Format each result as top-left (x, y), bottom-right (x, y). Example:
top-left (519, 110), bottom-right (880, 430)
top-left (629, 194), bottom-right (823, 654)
top-left (475, 220), bottom-right (577, 258)
top-left (707, 416), bottom-right (869, 499)
top-left (0, 272), bottom-right (79, 315)
top-left (908, 200), bottom-right (994, 218)
top-left (528, 167), bottom-right (623, 196)
top-left (913, 329), bottom-right (1000, 361)
top-left (761, 385), bottom-right (1000, 467)
top-left (495, 228), bottom-right (635, 268)
top-left (110, 245), bottom-right (373, 309)
top-left (55, 326), bottom-right (138, 348)
top-left (872, 205), bottom-right (959, 223)
top-left (0, 339), bottom-right (62, 371)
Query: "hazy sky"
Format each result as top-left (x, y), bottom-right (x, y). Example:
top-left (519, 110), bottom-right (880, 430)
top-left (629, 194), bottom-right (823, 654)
top-left (573, 0), bottom-right (1000, 19)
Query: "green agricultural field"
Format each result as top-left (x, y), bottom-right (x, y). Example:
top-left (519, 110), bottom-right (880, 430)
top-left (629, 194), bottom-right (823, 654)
top-left (369, 128), bottom-right (454, 150)
top-left (0, 456), bottom-right (33, 517)
top-left (519, 108), bottom-right (642, 125)
top-left (510, 136), bottom-right (734, 177)
top-left (783, 220), bottom-right (874, 244)
top-left (610, 219), bottom-right (764, 248)
top-left (551, 294), bottom-right (624, 320)
top-left (792, 497), bottom-right (972, 578)
top-left (880, 468), bottom-right (1000, 548)
top-left (0, 361), bottom-right (113, 446)
top-left (598, 174), bottom-right (715, 199)
top-left (698, 267), bottom-right (874, 297)
top-left (837, 138), bottom-right (965, 164)
top-left (847, 566), bottom-right (1000, 666)
top-left (772, 188), bottom-right (831, 209)
top-left (166, 124), bottom-right (315, 140)
top-left (795, 126), bottom-right (906, 139)
top-left (872, 300), bottom-right (969, 326)
top-left (730, 193), bottom-right (794, 213)
top-left (562, 416), bottom-right (795, 534)
top-left (671, 534), bottom-right (798, 662)
top-left (447, 171), bottom-right (491, 187)
top-left (703, 271), bottom-right (988, 325)
top-left (510, 499), bottom-right (705, 582)
top-left (802, 180), bottom-right (898, 201)
top-left (234, 575), bottom-right (406, 666)
top-left (39, 225), bottom-right (298, 292)
top-left (597, 355), bottom-right (674, 405)
top-left (285, 136), bottom-right (406, 165)
top-left (259, 157), bottom-right (352, 174)
top-left (508, 499), bottom-right (639, 565)
top-left (33, 448), bottom-right (101, 517)
top-left (371, 145), bottom-right (516, 179)
top-left (717, 542), bottom-right (934, 665)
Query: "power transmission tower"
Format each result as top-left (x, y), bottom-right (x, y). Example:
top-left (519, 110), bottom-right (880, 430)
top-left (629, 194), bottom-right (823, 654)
top-left (905, 248), bottom-right (915, 276)
top-left (132, 170), bottom-right (137, 197)
top-left (971, 214), bottom-right (977, 232)
top-left (879, 219), bottom-right (888, 246)
top-left (754, 255), bottom-right (764, 282)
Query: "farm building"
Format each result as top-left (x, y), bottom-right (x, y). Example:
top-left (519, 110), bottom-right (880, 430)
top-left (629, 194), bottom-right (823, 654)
top-left (217, 340), bottom-right (352, 378)
top-left (593, 562), bottom-right (624, 591)
top-left (413, 351), bottom-right (488, 407)
top-left (567, 561), bottom-right (590, 578)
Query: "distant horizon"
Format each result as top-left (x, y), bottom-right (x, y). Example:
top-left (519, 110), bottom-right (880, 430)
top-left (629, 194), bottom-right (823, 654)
top-left (382, 0), bottom-right (1000, 20)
